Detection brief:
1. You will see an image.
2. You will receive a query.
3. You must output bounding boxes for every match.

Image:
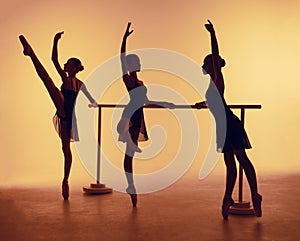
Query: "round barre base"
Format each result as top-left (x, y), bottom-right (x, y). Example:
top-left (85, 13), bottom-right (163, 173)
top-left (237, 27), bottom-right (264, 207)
top-left (228, 201), bottom-right (255, 215)
top-left (83, 183), bottom-right (113, 194)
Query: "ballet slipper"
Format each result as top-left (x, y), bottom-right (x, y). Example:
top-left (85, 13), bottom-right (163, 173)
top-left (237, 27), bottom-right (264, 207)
top-left (222, 197), bottom-right (234, 220)
top-left (122, 132), bottom-right (142, 153)
top-left (252, 193), bottom-right (262, 217)
top-left (127, 140), bottom-right (142, 153)
top-left (62, 181), bottom-right (69, 201)
top-left (19, 35), bottom-right (33, 56)
top-left (126, 187), bottom-right (137, 207)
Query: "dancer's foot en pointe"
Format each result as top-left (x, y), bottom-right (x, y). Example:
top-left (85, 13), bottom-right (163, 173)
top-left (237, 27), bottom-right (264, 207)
top-left (122, 131), bottom-right (142, 153)
top-left (117, 119), bottom-right (142, 153)
top-left (126, 186), bottom-right (137, 207)
top-left (62, 181), bottom-right (69, 201)
top-left (252, 193), bottom-right (262, 217)
top-left (126, 139), bottom-right (142, 153)
top-left (19, 35), bottom-right (33, 56)
top-left (222, 197), bottom-right (234, 220)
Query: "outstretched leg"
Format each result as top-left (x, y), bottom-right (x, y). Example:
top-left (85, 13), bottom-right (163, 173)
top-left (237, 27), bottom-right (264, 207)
top-left (222, 151), bottom-right (236, 220)
top-left (19, 35), bottom-right (74, 200)
top-left (19, 35), bottom-right (65, 118)
top-left (235, 149), bottom-right (262, 217)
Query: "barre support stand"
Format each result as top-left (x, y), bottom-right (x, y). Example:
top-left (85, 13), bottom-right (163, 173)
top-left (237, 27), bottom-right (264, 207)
top-left (228, 108), bottom-right (255, 215)
top-left (83, 106), bottom-right (113, 194)
top-left (83, 103), bottom-right (261, 204)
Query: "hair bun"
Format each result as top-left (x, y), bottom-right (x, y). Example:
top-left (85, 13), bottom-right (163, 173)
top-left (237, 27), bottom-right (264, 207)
top-left (220, 58), bottom-right (226, 67)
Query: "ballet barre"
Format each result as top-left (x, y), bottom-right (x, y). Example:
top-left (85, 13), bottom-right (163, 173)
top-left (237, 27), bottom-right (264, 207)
top-left (83, 103), bottom-right (262, 215)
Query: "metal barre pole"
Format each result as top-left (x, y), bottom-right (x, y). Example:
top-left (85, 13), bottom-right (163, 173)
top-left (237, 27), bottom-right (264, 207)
top-left (87, 104), bottom-right (261, 199)
top-left (239, 108), bottom-right (245, 203)
top-left (97, 104), bottom-right (262, 109)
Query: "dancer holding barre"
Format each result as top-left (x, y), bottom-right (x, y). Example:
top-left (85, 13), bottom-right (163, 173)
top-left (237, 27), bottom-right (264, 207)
top-left (118, 22), bottom-right (175, 206)
top-left (195, 20), bottom-right (262, 220)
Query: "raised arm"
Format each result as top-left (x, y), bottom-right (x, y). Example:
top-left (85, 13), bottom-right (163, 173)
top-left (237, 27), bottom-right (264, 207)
top-left (205, 20), bottom-right (224, 93)
top-left (52, 31), bottom-right (67, 80)
top-left (120, 22), bottom-right (137, 89)
top-left (205, 20), bottom-right (221, 73)
top-left (120, 23), bottom-right (133, 76)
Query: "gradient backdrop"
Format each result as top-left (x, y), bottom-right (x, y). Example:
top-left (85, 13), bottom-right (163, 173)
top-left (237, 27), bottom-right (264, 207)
top-left (1, 0), bottom-right (299, 187)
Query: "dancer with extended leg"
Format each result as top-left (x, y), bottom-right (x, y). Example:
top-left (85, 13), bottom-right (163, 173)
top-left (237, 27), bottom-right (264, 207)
top-left (19, 33), bottom-right (97, 200)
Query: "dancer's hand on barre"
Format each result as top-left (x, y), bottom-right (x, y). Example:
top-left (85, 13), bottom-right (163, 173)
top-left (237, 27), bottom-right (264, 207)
top-left (163, 102), bottom-right (175, 109)
top-left (146, 99), bottom-right (175, 109)
top-left (195, 101), bottom-right (207, 109)
top-left (88, 101), bottom-right (98, 108)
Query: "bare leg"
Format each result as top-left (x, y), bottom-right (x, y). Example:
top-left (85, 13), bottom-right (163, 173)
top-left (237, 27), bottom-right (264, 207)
top-left (234, 150), bottom-right (258, 195)
top-left (235, 149), bottom-right (262, 217)
top-left (223, 151), bottom-right (237, 198)
top-left (124, 153), bottom-right (137, 207)
top-left (61, 121), bottom-right (72, 200)
top-left (123, 127), bottom-right (139, 207)
top-left (222, 151), bottom-right (236, 220)
top-left (19, 35), bottom-right (65, 118)
top-left (124, 153), bottom-right (135, 190)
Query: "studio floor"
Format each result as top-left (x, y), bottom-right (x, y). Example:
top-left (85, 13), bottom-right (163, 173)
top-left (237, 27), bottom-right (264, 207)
top-left (1, 173), bottom-right (300, 241)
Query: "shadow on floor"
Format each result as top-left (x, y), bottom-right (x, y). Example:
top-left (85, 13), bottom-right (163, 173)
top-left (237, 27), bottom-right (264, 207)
top-left (1, 173), bottom-right (300, 241)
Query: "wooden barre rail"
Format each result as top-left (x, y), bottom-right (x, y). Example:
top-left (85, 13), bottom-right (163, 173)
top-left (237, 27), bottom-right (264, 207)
top-left (94, 104), bottom-right (262, 210)
top-left (97, 104), bottom-right (262, 109)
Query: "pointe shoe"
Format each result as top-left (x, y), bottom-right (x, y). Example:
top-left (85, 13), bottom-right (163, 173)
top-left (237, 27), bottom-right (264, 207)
top-left (252, 193), bottom-right (262, 217)
top-left (122, 134), bottom-right (142, 153)
top-left (19, 35), bottom-right (33, 56)
top-left (128, 141), bottom-right (142, 153)
top-left (62, 181), bottom-right (69, 200)
top-left (120, 130), bottom-right (142, 153)
top-left (126, 187), bottom-right (137, 207)
top-left (129, 194), bottom-right (137, 207)
top-left (222, 197), bottom-right (234, 220)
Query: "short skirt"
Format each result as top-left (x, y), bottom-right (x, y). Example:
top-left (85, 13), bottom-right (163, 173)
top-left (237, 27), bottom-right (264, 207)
top-left (220, 113), bottom-right (251, 153)
top-left (53, 113), bottom-right (79, 142)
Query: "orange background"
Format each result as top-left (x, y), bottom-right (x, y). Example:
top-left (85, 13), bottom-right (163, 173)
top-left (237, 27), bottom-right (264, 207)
top-left (1, 0), bottom-right (299, 186)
